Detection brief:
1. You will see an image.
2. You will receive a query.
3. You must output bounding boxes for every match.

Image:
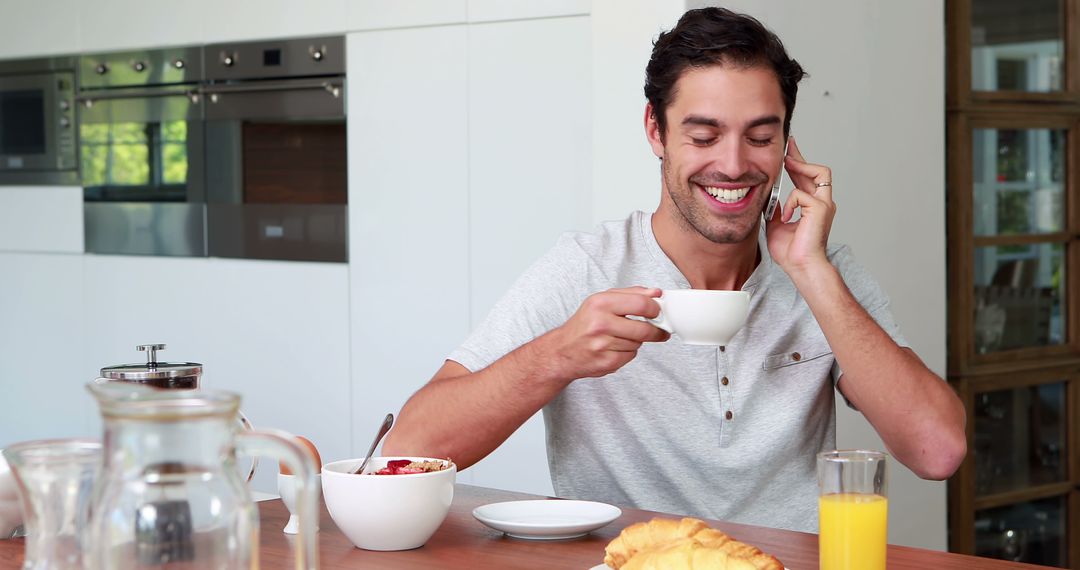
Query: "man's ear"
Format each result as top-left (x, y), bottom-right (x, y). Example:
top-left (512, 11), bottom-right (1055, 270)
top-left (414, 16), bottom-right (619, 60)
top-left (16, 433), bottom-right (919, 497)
top-left (644, 103), bottom-right (665, 159)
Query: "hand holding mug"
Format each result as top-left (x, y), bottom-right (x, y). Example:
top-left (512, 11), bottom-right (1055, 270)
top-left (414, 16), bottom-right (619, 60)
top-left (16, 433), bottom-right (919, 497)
top-left (546, 287), bottom-right (670, 381)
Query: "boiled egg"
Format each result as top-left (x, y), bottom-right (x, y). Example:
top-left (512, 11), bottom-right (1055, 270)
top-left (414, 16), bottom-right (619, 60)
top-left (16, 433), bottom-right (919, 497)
top-left (279, 435), bottom-right (322, 475)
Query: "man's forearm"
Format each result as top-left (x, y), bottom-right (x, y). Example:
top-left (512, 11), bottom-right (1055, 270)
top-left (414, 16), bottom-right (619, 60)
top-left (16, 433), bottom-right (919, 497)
top-left (789, 262), bottom-right (966, 480)
top-left (382, 332), bottom-right (572, 470)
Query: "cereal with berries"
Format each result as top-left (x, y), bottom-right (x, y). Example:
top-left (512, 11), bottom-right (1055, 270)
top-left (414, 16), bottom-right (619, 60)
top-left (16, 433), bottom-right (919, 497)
top-left (371, 459), bottom-right (451, 475)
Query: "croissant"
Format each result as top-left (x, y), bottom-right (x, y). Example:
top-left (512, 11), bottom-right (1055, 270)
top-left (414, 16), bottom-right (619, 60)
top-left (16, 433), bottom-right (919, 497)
top-left (603, 517), bottom-right (783, 570)
top-left (621, 540), bottom-right (766, 570)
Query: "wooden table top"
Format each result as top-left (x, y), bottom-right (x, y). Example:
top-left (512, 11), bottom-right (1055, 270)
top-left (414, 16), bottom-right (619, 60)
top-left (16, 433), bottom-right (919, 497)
top-left (0, 483), bottom-right (1053, 569)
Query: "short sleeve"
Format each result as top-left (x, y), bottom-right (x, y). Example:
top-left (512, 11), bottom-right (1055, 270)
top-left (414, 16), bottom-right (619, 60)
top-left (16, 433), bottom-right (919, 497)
top-left (827, 244), bottom-right (910, 407)
top-left (448, 236), bottom-right (591, 373)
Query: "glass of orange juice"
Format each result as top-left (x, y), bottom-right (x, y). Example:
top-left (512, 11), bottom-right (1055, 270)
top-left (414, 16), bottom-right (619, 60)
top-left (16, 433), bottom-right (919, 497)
top-left (817, 450), bottom-right (888, 570)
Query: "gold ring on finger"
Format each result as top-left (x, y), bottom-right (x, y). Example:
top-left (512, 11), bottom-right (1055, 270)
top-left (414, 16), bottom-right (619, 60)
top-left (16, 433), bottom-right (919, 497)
top-left (815, 181), bottom-right (832, 188)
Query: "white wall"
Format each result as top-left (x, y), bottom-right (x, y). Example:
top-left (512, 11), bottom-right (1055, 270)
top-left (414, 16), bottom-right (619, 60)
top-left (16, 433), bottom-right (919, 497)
top-left (592, 0), bottom-right (687, 221)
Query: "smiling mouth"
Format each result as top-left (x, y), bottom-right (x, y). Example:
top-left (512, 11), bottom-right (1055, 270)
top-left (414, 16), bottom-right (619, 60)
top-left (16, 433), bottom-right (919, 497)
top-left (701, 185), bottom-right (752, 204)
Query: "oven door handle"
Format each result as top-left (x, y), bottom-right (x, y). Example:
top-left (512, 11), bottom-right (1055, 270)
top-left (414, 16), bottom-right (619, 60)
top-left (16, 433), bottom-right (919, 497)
top-left (76, 87), bottom-right (201, 106)
top-left (200, 78), bottom-right (343, 100)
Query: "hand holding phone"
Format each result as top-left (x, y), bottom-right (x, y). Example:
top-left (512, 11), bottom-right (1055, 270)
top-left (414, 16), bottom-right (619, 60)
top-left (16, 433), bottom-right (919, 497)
top-left (763, 137), bottom-right (791, 222)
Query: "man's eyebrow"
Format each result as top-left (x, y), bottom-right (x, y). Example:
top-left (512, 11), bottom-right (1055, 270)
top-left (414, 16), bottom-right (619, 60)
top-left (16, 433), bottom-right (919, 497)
top-left (747, 115), bottom-right (782, 129)
top-left (679, 114), bottom-right (782, 130)
top-left (681, 115), bottom-right (720, 128)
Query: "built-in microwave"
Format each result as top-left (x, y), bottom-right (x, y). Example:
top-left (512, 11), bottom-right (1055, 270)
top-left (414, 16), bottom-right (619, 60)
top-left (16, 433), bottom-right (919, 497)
top-left (0, 56), bottom-right (78, 185)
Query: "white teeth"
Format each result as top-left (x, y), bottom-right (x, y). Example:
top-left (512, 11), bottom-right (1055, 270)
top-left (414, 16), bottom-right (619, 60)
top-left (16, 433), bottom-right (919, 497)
top-left (704, 186), bottom-right (750, 203)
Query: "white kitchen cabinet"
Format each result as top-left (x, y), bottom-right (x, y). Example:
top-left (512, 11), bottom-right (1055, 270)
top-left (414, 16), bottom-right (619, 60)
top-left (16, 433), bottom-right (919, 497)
top-left (80, 255), bottom-right (352, 493)
top-left (346, 0), bottom-right (467, 31)
top-left (0, 253), bottom-right (90, 446)
top-left (202, 0), bottom-right (347, 44)
top-left (467, 0), bottom-right (590, 23)
top-left (79, 0), bottom-right (204, 51)
top-left (467, 16), bottom-right (592, 327)
top-left (590, 0), bottom-right (687, 223)
top-left (345, 26), bottom-right (471, 474)
top-left (0, 0), bottom-right (80, 59)
top-left (0, 187), bottom-right (83, 253)
top-left (464, 16), bottom-right (591, 496)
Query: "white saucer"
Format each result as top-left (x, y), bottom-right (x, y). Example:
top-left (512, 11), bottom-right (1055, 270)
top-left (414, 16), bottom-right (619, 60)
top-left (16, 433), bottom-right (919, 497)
top-left (473, 500), bottom-right (622, 540)
top-left (596, 561), bottom-right (790, 565)
top-left (591, 561), bottom-right (794, 565)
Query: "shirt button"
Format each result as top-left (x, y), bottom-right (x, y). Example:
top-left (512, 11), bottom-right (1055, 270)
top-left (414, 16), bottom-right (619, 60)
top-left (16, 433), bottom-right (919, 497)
top-left (725, 411), bottom-right (733, 420)
top-left (792, 352), bottom-right (802, 361)
top-left (721, 377), bottom-right (729, 386)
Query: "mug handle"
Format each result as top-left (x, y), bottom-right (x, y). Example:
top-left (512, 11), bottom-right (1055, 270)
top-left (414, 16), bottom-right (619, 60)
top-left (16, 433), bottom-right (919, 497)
top-left (236, 429), bottom-right (319, 570)
top-left (645, 297), bottom-right (673, 334)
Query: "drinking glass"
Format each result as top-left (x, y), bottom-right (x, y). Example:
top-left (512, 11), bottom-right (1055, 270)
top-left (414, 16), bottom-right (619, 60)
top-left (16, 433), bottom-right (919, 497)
top-left (817, 450), bottom-right (888, 570)
top-left (2, 439), bottom-right (101, 570)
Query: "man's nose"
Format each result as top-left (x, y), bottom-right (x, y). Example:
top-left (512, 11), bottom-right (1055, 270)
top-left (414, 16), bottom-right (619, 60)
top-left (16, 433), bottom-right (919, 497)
top-left (709, 138), bottom-right (750, 181)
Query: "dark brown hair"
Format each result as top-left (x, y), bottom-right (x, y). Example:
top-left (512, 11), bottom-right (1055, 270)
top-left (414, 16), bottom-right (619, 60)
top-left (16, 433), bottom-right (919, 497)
top-left (645, 7), bottom-right (807, 140)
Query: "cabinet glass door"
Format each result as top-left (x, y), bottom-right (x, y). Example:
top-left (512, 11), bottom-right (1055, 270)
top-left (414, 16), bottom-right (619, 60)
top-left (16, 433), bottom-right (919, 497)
top-left (975, 496), bottom-right (1067, 566)
top-left (971, 126), bottom-right (1068, 355)
top-left (971, 0), bottom-right (1064, 93)
top-left (974, 382), bottom-right (1067, 495)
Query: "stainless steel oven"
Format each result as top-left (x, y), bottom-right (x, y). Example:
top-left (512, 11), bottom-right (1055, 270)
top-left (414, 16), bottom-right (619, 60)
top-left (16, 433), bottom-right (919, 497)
top-left (203, 36), bottom-right (347, 263)
top-left (78, 47), bottom-right (206, 256)
top-left (0, 56), bottom-right (78, 185)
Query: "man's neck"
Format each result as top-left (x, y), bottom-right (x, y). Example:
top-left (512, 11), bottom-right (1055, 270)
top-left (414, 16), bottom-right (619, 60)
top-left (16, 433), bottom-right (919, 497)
top-left (650, 208), bottom-right (761, 291)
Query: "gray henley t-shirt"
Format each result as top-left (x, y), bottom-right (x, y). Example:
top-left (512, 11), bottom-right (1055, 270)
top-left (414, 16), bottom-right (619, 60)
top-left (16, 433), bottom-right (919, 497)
top-left (448, 210), bottom-right (907, 532)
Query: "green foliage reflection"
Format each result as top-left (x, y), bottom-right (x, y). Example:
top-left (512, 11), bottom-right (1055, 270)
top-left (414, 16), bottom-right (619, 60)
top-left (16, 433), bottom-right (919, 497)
top-left (80, 120), bottom-right (187, 189)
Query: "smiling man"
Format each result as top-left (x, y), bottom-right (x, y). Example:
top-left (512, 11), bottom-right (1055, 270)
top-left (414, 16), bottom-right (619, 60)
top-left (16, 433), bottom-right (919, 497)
top-left (384, 7), bottom-right (966, 532)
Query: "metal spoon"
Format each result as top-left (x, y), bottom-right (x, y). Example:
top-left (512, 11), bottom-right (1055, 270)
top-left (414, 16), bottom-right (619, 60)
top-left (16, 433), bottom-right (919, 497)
top-left (352, 413), bottom-right (394, 475)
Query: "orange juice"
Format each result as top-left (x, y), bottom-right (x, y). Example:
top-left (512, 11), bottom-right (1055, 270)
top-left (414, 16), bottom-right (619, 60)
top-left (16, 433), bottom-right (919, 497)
top-left (819, 492), bottom-right (887, 570)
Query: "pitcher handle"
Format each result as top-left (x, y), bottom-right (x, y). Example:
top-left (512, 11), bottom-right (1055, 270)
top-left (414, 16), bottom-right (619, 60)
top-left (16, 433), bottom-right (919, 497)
top-left (236, 429), bottom-right (319, 570)
top-left (237, 412), bottom-right (259, 482)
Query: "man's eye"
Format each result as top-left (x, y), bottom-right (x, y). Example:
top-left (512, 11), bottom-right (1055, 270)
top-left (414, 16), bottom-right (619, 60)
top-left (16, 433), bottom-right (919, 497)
top-left (691, 137), bottom-right (716, 146)
top-left (748, 137), bottom-right (773, 147)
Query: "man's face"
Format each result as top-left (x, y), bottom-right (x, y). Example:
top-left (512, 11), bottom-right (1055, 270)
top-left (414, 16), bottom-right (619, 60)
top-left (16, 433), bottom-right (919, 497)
top-left (647, 64), bottom-right (787, 245)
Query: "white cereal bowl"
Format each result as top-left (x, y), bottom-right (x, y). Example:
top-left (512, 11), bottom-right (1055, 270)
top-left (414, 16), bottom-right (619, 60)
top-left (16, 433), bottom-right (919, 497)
top-left (322, 456), bottom-right (456, 551)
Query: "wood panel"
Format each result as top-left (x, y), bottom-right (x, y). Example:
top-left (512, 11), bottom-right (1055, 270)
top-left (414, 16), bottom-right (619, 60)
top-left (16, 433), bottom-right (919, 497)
top-left (949, 376), bottom-right (978, 554)
top-left (974, 482), bottom-right (1075, 510)
top-left (0, 484), bottom-right (1058, 569)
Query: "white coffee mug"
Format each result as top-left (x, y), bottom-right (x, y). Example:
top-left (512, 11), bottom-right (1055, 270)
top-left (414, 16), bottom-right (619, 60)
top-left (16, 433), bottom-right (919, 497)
top-left (647, 289), bottom-right (750, 346)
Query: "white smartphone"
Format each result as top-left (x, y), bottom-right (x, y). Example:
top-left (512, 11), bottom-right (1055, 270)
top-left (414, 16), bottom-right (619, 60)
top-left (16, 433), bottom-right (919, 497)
top-left (763, 137), bottom-right (791, 222)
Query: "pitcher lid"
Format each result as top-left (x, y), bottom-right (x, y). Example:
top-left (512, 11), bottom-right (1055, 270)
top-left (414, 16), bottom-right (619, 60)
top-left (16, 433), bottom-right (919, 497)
top-left (100, 344), bottom-right (202, 381)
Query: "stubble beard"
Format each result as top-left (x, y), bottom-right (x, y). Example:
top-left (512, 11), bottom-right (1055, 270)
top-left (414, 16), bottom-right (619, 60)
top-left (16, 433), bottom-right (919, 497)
top-left (662, 156), bottom-right (765, 245)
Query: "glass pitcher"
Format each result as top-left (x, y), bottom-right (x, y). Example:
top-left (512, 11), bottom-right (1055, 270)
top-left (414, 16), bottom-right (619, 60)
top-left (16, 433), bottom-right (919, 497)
top-left (86, 382), bottom-right (318, 570)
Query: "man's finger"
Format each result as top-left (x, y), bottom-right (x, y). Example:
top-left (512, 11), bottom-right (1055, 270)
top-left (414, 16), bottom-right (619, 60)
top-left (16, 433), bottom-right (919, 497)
top-left (781, 187), bottom-right (825, 223)
top-left (592, 289), bottom-right (664, 318)
top-left (607, 315), bottom-right (670, 343)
